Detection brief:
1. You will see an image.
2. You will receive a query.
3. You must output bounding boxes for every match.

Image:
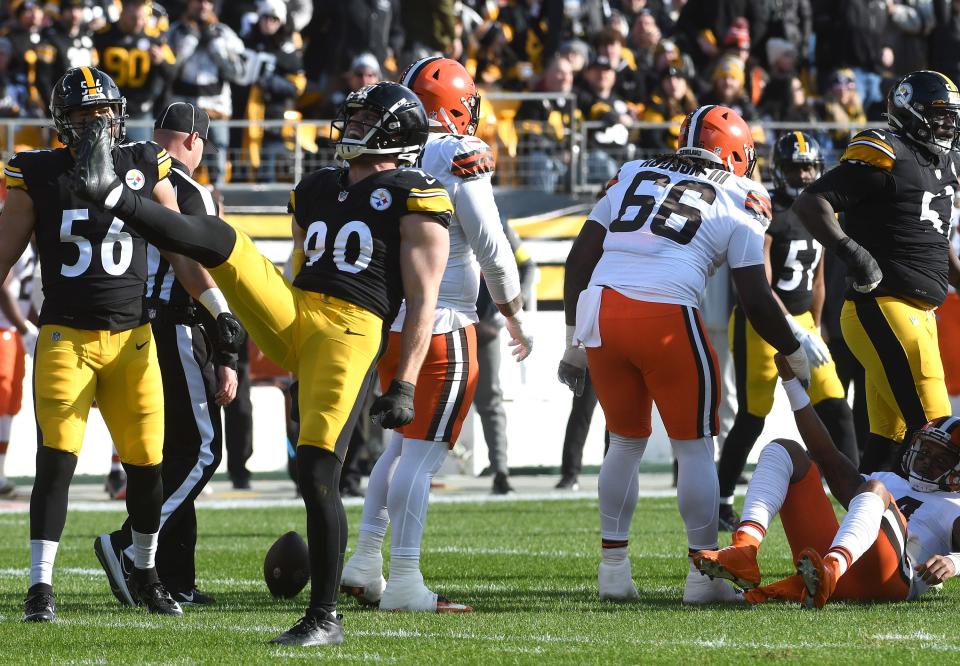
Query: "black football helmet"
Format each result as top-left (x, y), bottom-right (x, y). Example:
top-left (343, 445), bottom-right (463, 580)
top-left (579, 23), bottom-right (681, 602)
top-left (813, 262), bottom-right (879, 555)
top-left (332, 82), bottom-right (428, 165)
top-left (887, 70), bottom-right (960, 154)
top-left (772, 131), bottom-right (823, 199)
top-left (50, 66), bottom-right (127, 148)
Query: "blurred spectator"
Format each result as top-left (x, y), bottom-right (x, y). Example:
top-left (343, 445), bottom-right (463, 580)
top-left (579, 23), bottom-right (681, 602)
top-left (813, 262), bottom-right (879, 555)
top-left (765, 37), bottom-right (799, 81)
top-left (556, 38), bottom-right (589, 77)
top-left (648, 37), bottom-right (696, 88)
top-left (617, 0), bottom-right (675, 33)
top-left (885, 0), bottom-right (935, 75)
top-left (594, 25), bottom-right (645, 105)
top-left (576, 55), bottom-right (631, 182)
top-left (472, 19), bottom-right (526, 89)
top-left (36, 0), bottom-right (96, 107)
top-left (673, 0), bottom-right (768, 72)
top-left (930, 0), bottom-right (960, 87)
top-left (307, 0), bottom-right (401, 87)
top-left (233, 0), bottom-right (306, 182)
top-left (515, 54), bottom-right (579, 191)
top-left (307, 52), bottom-right (381, 119)
top-left (717, 17), bottom-right (767, 106)
top-left (168, 0), bottom-right (246, 182)
top-left (758, 0), bottom-right (811, 68)
top-left (399, 0), bottom-right (456, 66)
top-left (3, 0), bottom-right (47, 116)
top-left (817, 67), bottom-right (866, 147)
top-left (700, 54), bottom-right (757, 120)
top-left (629, 9), bottom-right (662, 73)
top-left (94, 0), bottom-right (177, 141)
top-left (0, 37), bottom-right (29, 118)
top-left (640, 65), bottom-right (698, 150)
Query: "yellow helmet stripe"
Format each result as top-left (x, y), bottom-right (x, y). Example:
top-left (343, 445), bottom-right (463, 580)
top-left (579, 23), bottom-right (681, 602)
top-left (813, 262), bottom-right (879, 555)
top-left (794, 131), bottom-right (807, 154)
top-left (80, 66), bottom-right (97, 89)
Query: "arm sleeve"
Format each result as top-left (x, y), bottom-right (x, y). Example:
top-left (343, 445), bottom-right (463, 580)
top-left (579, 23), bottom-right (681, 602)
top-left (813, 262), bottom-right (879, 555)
top-left (726, 219), bottom-right (766, 268)
top-left (804, 162), bottom-right (894, 213)
top-left (455, 175), bottom-right (522, 305)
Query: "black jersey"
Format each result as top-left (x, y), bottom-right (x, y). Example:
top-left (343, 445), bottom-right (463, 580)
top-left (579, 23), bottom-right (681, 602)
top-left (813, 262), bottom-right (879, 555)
top-left (93, 25), bottom-right (175, 115)
top-left (145, 157), bottom-right (216, 311)
top-left (6, 141), bottom-right (173, 330)
top-left (767, 192), bottom-right (823, 315)
top-left (290, 167), bottom-right (453, 322)
top-left (806, 129), bottom-right (959, 307)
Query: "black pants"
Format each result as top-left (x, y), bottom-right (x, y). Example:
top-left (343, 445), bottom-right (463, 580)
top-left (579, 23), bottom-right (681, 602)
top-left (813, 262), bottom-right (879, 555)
top-left (224, 342), bottom-right (252, 483)
top-left (559, 371), bottom-right (605, 477)
top-left (828, 336), bottom-right (869, 457)
top-left (113, 320), bottom-right (222, 593)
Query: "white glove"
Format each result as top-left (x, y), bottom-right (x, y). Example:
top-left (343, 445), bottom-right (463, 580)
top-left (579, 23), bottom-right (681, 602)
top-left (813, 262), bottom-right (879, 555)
top-left (504, 311), bottom-right (533, 361)
top-left (783, 344), bottom-right (811, 387)
top-left (20, 321), bottom-right (38, 357)
top-left (787, 316), bottom-right (831, 368)
top-left (558, 325), bottom-right (587, 396)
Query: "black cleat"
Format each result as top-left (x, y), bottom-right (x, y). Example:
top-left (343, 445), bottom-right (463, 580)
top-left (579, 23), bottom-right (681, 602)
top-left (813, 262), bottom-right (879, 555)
top-left (94, 534), bottom-right (136, 607)
top-left (130, 574), bottom-right (183, 616)
top-left (491, 472), bottom-right (514, 495)
top-left (171, 588), bottom-right (215, 606)
top-left (555, 474), bottom-right (580, 491)
top-left (270, 611), bottom-right (344, 647)
top-left (23, 583), bottom-right (56, 623)
top-left (69, 115), bottom-right (122, 205)
top-left (718, 503), bottom-right (741, 533)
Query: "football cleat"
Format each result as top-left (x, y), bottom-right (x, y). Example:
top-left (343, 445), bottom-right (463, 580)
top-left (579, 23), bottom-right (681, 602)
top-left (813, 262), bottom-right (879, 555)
top-left (682, 568), bottom-right (743, 604)
top-left (0, 475), bottom-right (15, 496)
top-left (491, 472), bottom-right (514, 495)
top-left (691, 545), bottom-right (760, 590)
top-left (340, 555), bottom-right (386, 605)
top-left (129, 574), bottom-right (183, 616)
top-left (555, 475), bottom-right (580, 491)
top-left (598, 558), bottom-right (640, 601)
top-left (23, 583), bottom-right (56, 623)
top-left (744, 574), bottom-right (807, 605)
top-left (270, 611), bottom-right (344, 646)
top-left (94, 534), bottom-right (136, 607)
top-left (69, 115), bottom-right (123, 206)
top-left (379, 577), bottom-right (473, 613)
top-left (718, 503), bottom-right (740, 532)
top-left (171, 588), bottom-right (215, 606)
top-left (796, 547), bottom-right (839, 610)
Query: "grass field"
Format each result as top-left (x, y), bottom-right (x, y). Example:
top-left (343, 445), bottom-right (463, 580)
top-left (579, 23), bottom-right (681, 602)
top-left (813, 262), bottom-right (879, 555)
top-left (0, 495), bottom-right (956, 664)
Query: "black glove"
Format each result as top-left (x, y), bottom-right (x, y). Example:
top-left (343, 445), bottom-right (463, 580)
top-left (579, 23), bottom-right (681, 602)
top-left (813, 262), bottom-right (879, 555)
top-left (370, 380), bottom-right (415, 429)
top-left (836, 237), bottom-right (882, 294)
top-left (215, 312), bottom-right (246, 354)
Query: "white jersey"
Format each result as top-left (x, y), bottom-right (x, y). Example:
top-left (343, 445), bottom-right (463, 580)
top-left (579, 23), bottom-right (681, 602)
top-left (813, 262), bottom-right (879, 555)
top-left (391, 132), bottom-right (520, 334)
top-left (867, 472), bottom-right (960, 599)
top-left (0, 246), bottom-right (36, 329)
top-left (586, 157), bottom-right (771, 309)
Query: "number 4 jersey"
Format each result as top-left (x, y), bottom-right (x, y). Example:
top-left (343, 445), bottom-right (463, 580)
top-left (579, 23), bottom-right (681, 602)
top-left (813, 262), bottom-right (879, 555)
top-left (5, 141), bottom-right (172, 330)
top-left (586, 156), bottom-right (772, 309)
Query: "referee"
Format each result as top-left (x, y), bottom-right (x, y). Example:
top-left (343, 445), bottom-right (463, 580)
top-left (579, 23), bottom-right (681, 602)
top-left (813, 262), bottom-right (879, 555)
top-left (94, 103), bottom-right (245, 608)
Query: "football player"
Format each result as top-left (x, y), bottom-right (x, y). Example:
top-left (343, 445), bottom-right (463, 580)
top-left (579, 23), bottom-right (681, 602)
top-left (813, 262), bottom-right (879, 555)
top-left (560, 105), bottom-right (812, 604)
top-left (340, 57), bottom-right (531, 613)
top-left (0, 66), bottom-right (191, 622)
top-left (695, 354), bottom-right (960, 608)
top-left (0, 244), bottom-right (37, 496)
top-left (717, 132), bottom-right (859, 531)
top-left (94, 102), bottom-right (243, 610)
top-left (68, 81), bottom-right (452, 646)
top-left (793, 70), bottom-right (960, 473)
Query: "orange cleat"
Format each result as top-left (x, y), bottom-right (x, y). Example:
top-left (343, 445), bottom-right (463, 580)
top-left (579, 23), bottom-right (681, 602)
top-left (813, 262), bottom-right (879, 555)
top-left (691, 544), bottom-right (761, 590)
top-left (743, 574), bottom-right (807, 605)
top-left (796, 547), bottom-right (839, 609)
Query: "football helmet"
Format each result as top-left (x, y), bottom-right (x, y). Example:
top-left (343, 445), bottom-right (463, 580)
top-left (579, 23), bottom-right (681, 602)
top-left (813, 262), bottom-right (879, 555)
top-left (677, 105), bottom-right (756, 177)
top-left (332, 82), bottom-right (428, 164)
top-left (400, 56), bottom-right (481, 136)
top-left (50, 66), bottom-right (127, 148)
top-left (902, 415), bottom-right (960, 493)
top-left (772, 131), bottom-right (823, 199)
top-left (887, 70), bottom-right (960, 154)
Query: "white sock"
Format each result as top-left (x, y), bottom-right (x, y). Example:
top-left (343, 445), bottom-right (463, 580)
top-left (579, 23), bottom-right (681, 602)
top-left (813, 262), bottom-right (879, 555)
top-left (0, 414), bottom-right (11, 476)
top-left (388, 555), bottom-right (425, 586)
top-left (601, 546), bottom-right (628, 564)
top-left (358, 432), bottom-right (403, 539)
top-left (738, 442), bottom-right (794, 538)
top-left (131, 530), bottom-right (158, 570)
top-left (827, 491), bottom-right (886, 577)
top-left (29, 540), bottom-right (58, 587)
top-left (353, 530), bottom-right (384, 561)
top-left (386, 438), bottom-right (448, 559)
top-left (671, 436), bottom-right (719, 551)
top-left (598, 433), bottom-right (648, 542)
top-left (950, 394), bottom-right (960, 418)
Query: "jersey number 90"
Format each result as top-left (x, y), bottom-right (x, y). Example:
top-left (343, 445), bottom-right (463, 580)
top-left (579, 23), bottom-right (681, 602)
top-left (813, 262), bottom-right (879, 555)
top-left (304, 220), bottom-right (374, 274)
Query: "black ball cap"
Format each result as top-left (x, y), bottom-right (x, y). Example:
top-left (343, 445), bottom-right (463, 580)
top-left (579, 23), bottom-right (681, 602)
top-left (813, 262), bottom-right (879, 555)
top-left (154, 101), bottom-right (219, 152)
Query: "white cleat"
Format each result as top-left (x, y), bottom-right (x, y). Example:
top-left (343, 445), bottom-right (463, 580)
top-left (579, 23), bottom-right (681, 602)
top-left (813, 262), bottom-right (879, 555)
top-left (339, 555), bottom-right (386, 606)
top-left (598, 559), bottom-right (640, 601)
top-left (682, 568), bottom-right (744, 604)
top-left (0, 475), bottom-right (15, 496)
top-left (379, 579), bottom-right (473, 613)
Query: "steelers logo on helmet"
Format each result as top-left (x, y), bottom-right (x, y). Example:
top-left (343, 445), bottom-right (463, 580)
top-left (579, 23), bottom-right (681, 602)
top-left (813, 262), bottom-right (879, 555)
top-left (369, 187), bottom-right (393, 211)
top-left (125, 169), bottom-right (146, 190)
top-left (333, 81), bottom-right (429, 164)
top-left (887, 70), bottom-right (960, 153)
top-left (893, 81), bottom-right (913, 108)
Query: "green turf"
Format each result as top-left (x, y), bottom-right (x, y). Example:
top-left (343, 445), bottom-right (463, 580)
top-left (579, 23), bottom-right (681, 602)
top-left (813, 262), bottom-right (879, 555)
top-left (0, 497), bottom-right (955, 664)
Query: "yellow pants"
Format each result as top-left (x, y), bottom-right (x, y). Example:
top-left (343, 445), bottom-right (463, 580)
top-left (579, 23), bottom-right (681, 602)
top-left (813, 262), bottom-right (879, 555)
top-left (34, 322), bottom-right (164, 465)
top-left (729, 306), bottom-right (845, 417)
top-left (208, 231), bottom-right (383, 454)
top-left (841, 296), bottom-right (949, 441)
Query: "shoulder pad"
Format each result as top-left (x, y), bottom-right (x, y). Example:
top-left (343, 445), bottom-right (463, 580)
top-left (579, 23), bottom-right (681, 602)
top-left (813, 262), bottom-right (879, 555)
top-left (5, 148), bottom-right (60, 191)
top-left (119, 140), bottom-right (172, 180)
top-left (392, 168), bottom-right (454, 216)
top-left (438, 134), bottom-right (494, 181)
top-left (841, 129), bottom-right (896, 171)
top-left (732, 178), bottom-right (773, 224)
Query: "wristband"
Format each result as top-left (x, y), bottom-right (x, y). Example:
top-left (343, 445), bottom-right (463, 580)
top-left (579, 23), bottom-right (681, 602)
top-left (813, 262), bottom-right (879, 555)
top-left (782, 377), bottom-right (811, 411)
top-left (947, 553), bottom-right (960, 575)
top-left (198, 288), bottom-right (230, 317)
top-left (565, 324), bottom-right (576, 348)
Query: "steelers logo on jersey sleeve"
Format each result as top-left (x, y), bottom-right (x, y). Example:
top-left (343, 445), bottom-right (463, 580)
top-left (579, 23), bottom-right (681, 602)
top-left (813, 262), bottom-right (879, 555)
top-left (125, 169), bottom-right (146, 190)
top-left (370, 188), bottom-right (393, 211)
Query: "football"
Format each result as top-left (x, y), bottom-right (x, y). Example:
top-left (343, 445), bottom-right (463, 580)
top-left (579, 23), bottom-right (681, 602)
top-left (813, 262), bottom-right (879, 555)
top-left (263, 531), bottom-right (310, 599)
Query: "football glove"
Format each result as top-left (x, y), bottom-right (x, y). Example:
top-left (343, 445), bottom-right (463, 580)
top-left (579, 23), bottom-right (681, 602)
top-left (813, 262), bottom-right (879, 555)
top-left (836, 237), bottom-right (882, 294)
top-left (370, 379), bottom-right (415, 429)
top-left (504, 312), bottom-right (533, 361)
top-left (215, 313), bottom-right (247, 354)
top-left (783, 343), bottom-right (811, 387)
top-left (787, 317), bottom-right (831, 368)
top-left (558, 326), bottom-right (587, 397)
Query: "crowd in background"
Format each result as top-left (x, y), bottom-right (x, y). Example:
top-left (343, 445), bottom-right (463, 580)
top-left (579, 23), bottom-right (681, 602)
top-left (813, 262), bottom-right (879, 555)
top-left (0, 0), bottom-right (957, 185)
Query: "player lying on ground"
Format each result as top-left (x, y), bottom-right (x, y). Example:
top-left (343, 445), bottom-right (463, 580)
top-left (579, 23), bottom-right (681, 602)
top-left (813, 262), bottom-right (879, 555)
top-left (694, 353), bottom-right (960, 608)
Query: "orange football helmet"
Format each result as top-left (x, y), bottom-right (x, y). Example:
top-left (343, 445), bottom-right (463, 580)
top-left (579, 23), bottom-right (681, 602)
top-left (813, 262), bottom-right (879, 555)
top-left (903, 415), bottom-right (960, 492)
top-left (677, 105), bottom-right (756, 177)
top-left (400, 56), bottom-right (481, 136)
